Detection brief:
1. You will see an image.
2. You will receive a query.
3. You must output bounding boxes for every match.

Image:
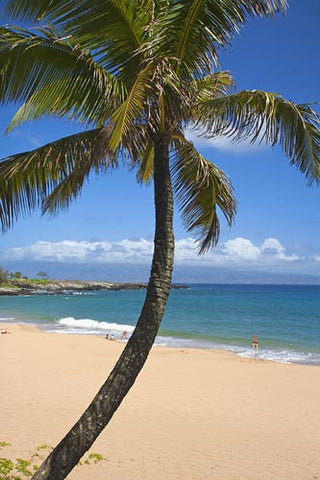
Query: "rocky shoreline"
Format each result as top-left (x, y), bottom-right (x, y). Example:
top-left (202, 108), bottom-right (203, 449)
top-left (0, 279), bottom-right (188, 296)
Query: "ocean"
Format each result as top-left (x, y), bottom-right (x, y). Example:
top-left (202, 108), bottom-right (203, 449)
top-left (1, 284), bottom-right (319, 365)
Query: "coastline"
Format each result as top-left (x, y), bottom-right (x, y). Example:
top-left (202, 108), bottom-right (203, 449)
top-left (0, 280), bottom-right (188, 296)
top-left (1, 323), bottom-right (319, 480)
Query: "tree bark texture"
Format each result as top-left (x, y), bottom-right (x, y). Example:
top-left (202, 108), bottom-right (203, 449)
top-left (32, 135), bottom-right (175, 480)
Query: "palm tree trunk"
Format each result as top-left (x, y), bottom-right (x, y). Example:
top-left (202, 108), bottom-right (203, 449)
top-left (32, 134), bottom-right (175, 480)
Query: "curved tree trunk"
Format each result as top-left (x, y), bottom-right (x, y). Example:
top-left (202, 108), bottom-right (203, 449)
top-left (32, 134), bottom-right (175, 480)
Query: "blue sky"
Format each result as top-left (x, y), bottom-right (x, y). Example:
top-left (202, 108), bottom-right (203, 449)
top-left (1, 1), bottom-right (320, 282)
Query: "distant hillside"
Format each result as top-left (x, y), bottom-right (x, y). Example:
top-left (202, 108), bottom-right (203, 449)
top-left (1, 260), bottom-right (320, 285)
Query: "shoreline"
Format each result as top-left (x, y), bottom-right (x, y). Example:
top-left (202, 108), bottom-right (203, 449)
top-left (1, 317), bottom-right (320, 366)
top-left (1, 323), bottom-right (319, 480)
top-left (6, 321), bottom-right (320, 366)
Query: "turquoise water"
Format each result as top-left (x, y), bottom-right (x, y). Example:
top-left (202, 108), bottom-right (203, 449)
top-left (0, 284), bottom-right (319, 364)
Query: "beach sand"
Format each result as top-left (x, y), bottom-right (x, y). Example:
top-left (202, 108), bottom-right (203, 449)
top-left (1, 323), bottom-right (319, 480)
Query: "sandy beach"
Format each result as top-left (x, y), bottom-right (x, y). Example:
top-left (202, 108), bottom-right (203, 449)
top-left (1, 323), bottom-right (319, 480)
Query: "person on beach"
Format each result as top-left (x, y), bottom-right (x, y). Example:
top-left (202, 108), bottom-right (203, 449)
top-left (121, 330), bottom-right (128, 340)
top-left (105, 333), bottom-right (115, 340)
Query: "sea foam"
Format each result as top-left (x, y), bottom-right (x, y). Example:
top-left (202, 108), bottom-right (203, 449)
top-left (225, 345), bottom-right (320, 365)
top-left (57, 317), bottom-right (135, 335)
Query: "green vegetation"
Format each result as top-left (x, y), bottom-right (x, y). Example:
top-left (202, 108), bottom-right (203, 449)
top-left (21, 278), bottom-right (49, 285)
top-left (0, 267), bottom-right (50, 288)
top-left (0, 443), bottom-right (107, 480)
top-left (9, 272), bottom-right (22, 280)
top-left (0, 268), bottom-right (8, 284)
top-left (36, 272), bottom-right (48, 280)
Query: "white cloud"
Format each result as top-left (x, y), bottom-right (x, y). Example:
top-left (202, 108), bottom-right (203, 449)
top-left (222, 238), bottom-right (260, 260)
top-left (260, 238), bottom-right (298, 261)
top-left (0, 236), bottom-right (311, 271)
top-left (174, 237), bottom-right (301, 267)
top-left (184, 126), bottom-right (266, 155)
top-left (6, 240), bottom-right (113, 262)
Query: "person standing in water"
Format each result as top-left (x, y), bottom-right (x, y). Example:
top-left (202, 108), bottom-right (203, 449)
top-left (252, 334), bottom-right (259, 360)
top-left (252, 334), bottom-right (259, 350)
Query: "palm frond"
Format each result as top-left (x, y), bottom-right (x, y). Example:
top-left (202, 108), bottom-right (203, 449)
top-left (0, 26), bottom-right (126, 128)
top-left (172, 136), bottom-right (236, 253)
top-left (2, 0), bottom-right (153, 78)
top-left (135, 143), bottom-right (154, 184)
top-left (199, 90), bottom-right (320, 185)
top-left (1, 0), bottom-right (60, 21)
top-left (42, 151), bottom-right (110, 215)
top-left (149, 0), bottom-right (287, 80)
top-left (57, 0), bottom-right (151, 80)
top-left (0, 128), bottom-right (115, 231)
top-left (108, 62), bottom-right (157, 152)
top-left (193, 71), bottom-right (234, 100)
top-left (62, 1), bottom-right (151, 51)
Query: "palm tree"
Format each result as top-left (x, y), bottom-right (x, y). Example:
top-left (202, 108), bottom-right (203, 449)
top-left (37, 270), bottom-right (48, 280)
top-left (0, 1), bottom-right (319, 479)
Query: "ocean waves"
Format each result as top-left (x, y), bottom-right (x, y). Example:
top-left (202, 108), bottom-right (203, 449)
top-left (51, 317), bottom-right (135, 337)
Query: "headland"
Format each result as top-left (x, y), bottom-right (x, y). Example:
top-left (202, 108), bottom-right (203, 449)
top-left (0, 279), bottom-right (188, 295)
